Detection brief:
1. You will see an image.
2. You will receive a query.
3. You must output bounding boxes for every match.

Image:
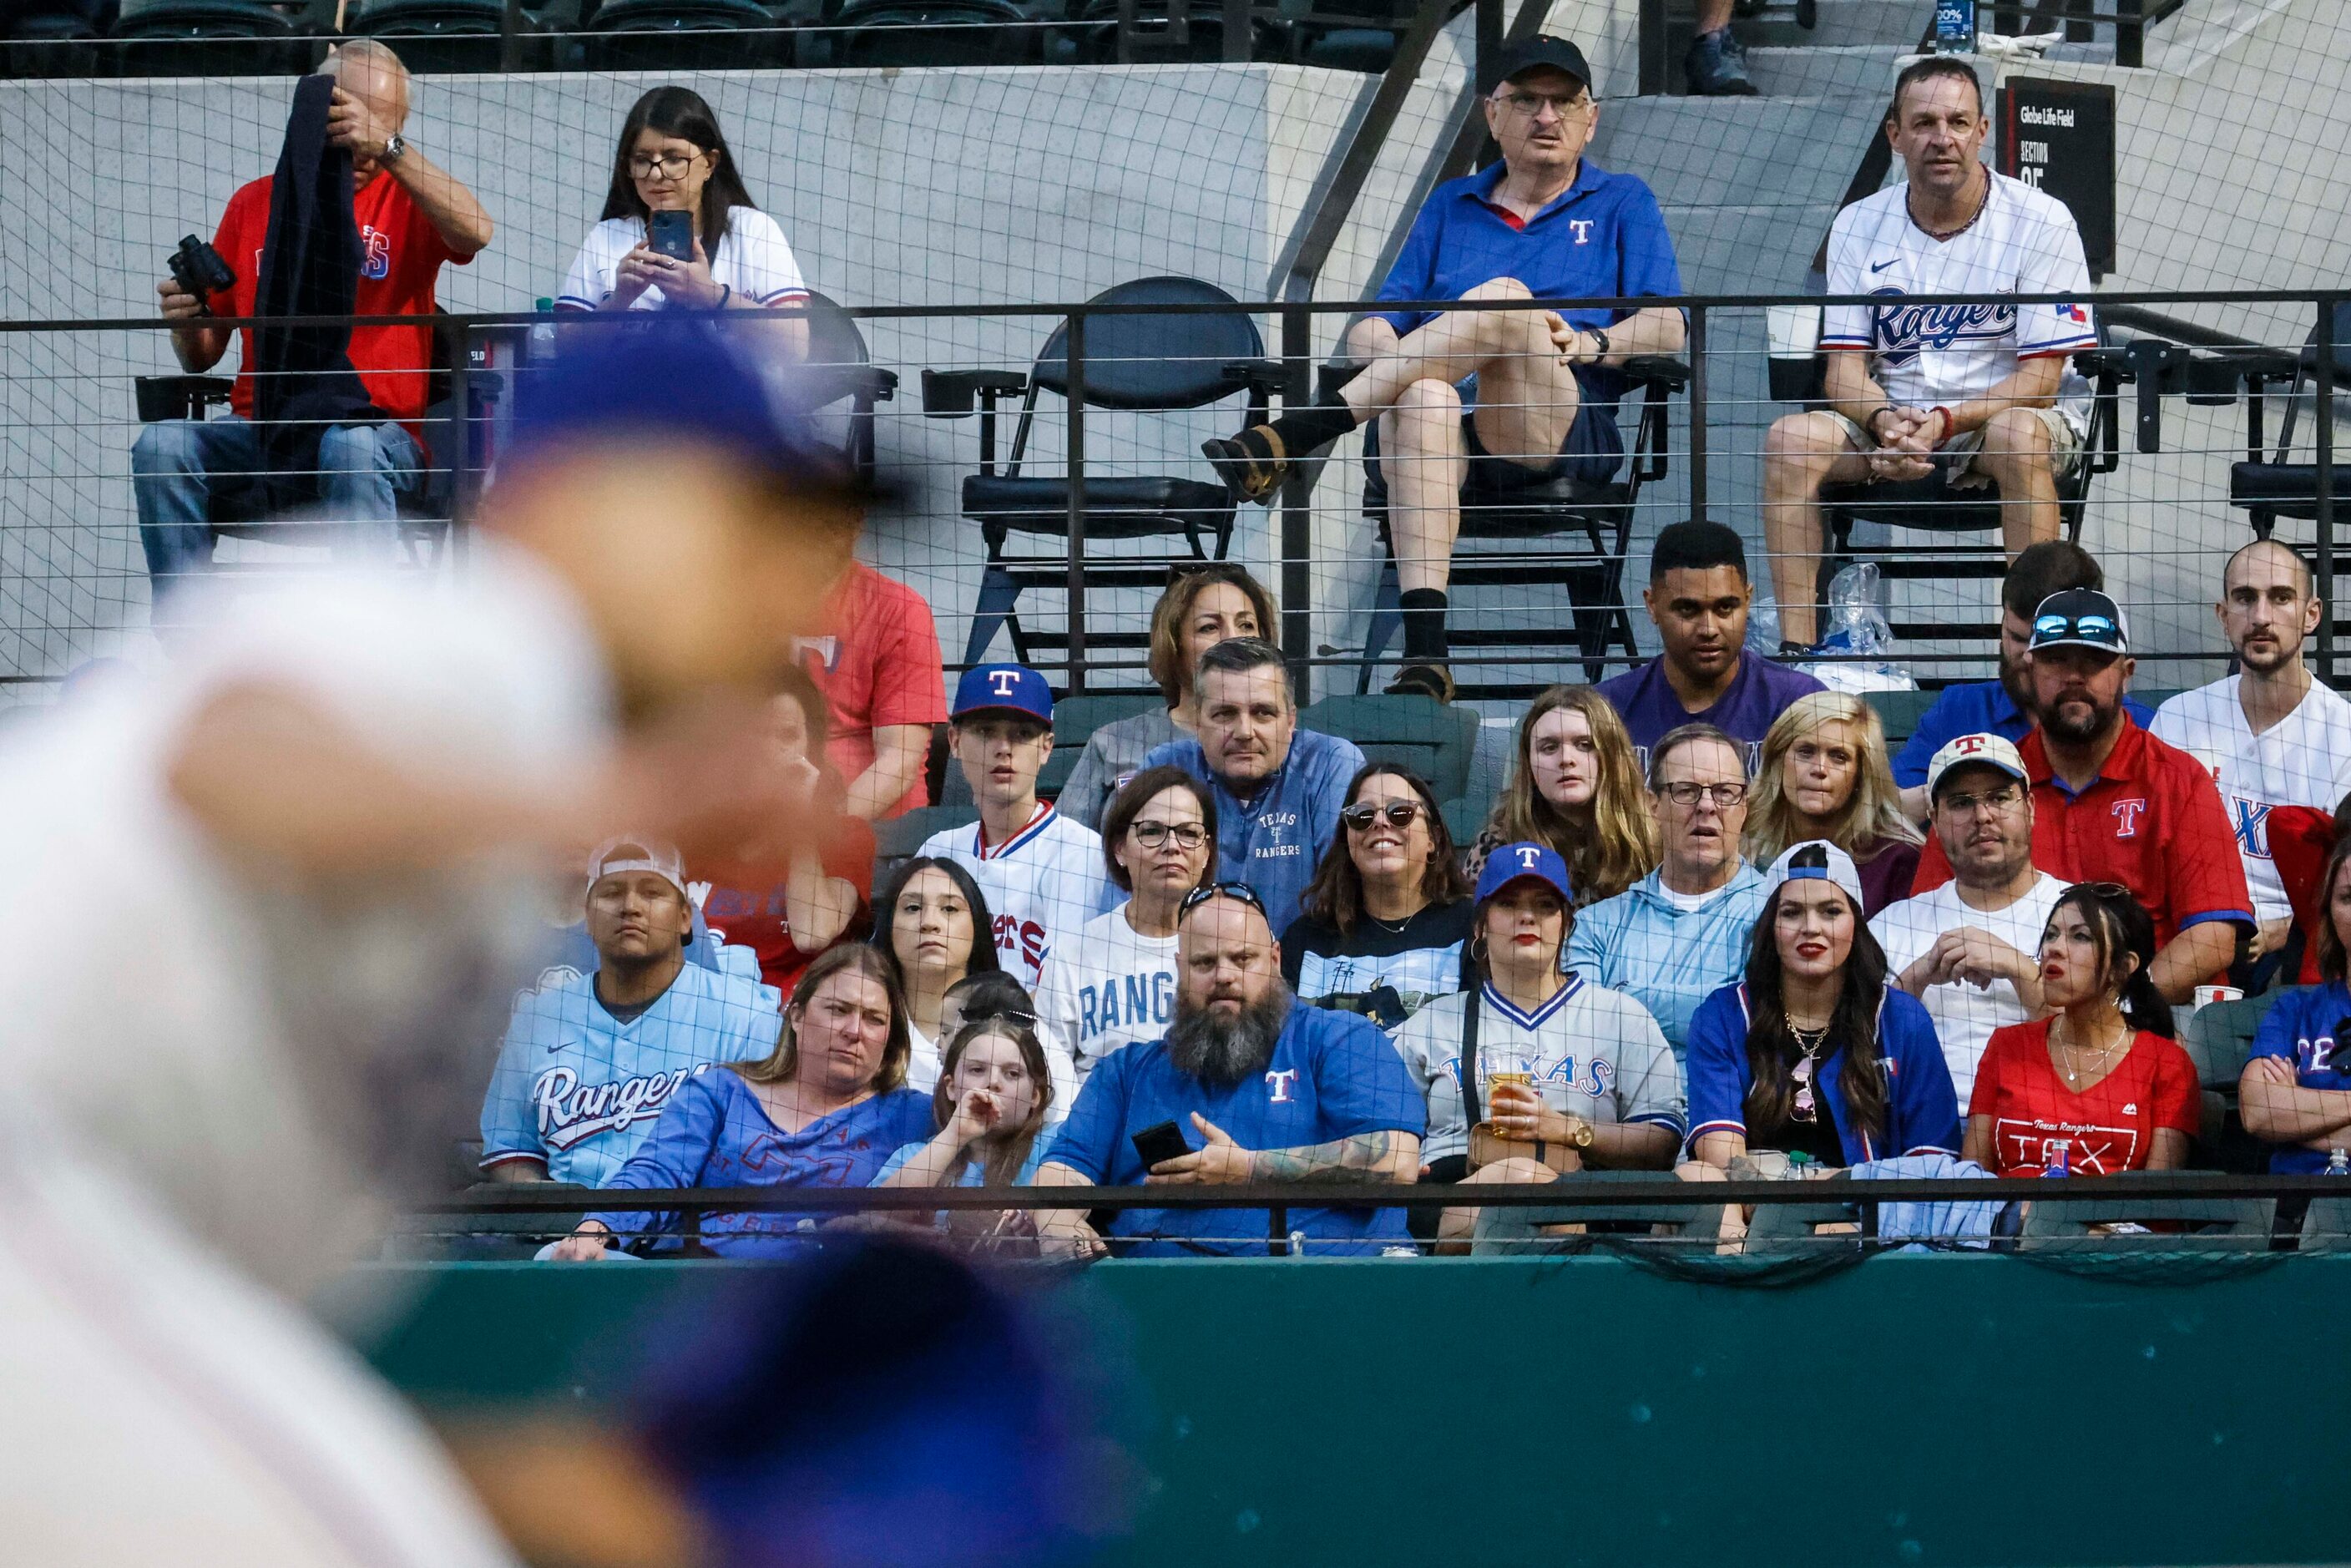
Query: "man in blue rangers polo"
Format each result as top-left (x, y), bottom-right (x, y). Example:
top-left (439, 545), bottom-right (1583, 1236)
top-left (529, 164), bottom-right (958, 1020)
top-left (1201, 33), bottom-right (1687, 702)
top-left (1035, 883), bottom-right (1425, 1257)
top-left (1144, 637), bottom-right (1365, 930)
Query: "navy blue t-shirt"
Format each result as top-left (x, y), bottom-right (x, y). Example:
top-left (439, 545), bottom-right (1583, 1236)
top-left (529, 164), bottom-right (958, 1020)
top-left (1047, 1003), bottom-right (1427, 1256)
top-left (1597, 653), bottom-right (1826, 773)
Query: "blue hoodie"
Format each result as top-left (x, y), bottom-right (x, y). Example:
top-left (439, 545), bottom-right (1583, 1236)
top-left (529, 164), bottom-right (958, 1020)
top-left (1565, 862), bottom-right (1770, 1057)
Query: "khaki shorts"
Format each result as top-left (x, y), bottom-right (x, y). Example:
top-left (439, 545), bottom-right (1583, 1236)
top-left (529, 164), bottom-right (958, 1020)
top-left (1828, 405), bottom-right (2084, 491)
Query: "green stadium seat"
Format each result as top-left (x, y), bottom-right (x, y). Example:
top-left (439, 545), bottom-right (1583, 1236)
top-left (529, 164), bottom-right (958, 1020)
top-left (1861, 686), bottom-right (1935, 750)
top-left (1439, 795), bottom-right (1483, 849)
top-left (1039, 691), bottom-right (1162, 800)
top-left (2298, 1195), bottom-right (2351, 1252)
top-left (2020, 1177), bottom-right (2273, 1254)
top-left (872, 804), bottom-right (976, 863)
top-left (1740, 1192), bottom-right (1865, 1252)
top-left (1471, 1171), bottom-right (1725, 1255)
top-left (2182, 991), bottom-right (2279, 1091)
top-left (1298, 692), bottom-right (1479, 802)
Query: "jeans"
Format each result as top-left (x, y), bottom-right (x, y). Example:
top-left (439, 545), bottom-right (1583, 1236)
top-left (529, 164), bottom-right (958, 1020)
top-left (131, 413), bottom-right (425, 621)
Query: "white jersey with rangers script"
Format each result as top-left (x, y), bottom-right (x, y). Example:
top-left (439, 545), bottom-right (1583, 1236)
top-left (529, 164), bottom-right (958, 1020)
top-left (1032, 903), bottom-right (1180, 1085)
top-left (1392, 976), bottom-right (1686, 1166)
top-left (1821, 171), bottom-right (2097, 431)
top-left (478, 961), bottom-right (784, 1186)
top-left (919, 802), bottom-right (1120, 987)
top-left (2151, 676), bottom-right (2351, 923)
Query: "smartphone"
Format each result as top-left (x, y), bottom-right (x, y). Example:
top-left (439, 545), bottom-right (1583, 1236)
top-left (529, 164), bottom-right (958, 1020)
top-left (1131, 1119), bottom-right (1191, 1171)
top-left (647, 209), bottom-right (693, 262)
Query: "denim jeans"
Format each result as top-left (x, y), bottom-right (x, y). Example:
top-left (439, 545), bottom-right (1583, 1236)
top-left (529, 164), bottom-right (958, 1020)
top-left (131, 414), bottom-right (425, 621)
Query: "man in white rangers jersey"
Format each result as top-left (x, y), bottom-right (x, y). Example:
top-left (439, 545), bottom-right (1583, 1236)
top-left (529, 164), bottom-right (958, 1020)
top-left (2153, 539), bottom-right (2351, 970)
top-left (1762, 55), bottom-right (2099, 649)
top-left (919, 662), bottom-right (1119, 988)
top-left (480, 840), bottom-right (782, 1187)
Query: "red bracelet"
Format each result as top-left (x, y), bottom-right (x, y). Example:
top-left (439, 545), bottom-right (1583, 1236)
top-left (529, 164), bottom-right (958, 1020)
top-left (1930, 406), bottom-right (1954, 447)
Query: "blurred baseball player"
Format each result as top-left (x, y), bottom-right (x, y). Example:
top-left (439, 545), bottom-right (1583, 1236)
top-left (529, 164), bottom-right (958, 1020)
top-left (0, 324), bottom-right (861, 1565)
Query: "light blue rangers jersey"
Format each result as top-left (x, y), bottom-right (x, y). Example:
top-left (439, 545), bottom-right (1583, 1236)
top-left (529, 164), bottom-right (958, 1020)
top-left (479, 962), bottom-right (782, 1186)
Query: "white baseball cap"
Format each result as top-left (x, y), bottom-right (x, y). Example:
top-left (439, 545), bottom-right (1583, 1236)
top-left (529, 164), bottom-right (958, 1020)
top-left (585, 837), bottom-right (689, 903)
top-left (1925, 731), bottom-right (2030, 803)
top-left (1764, 840), bottom-right (1865, 910)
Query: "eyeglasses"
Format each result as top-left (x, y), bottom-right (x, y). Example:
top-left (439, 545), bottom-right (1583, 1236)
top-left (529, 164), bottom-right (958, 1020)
top-left (1494, 89), bottom-right (1589, 116)
top-left (1656, 781), bottom-right (1748, 810)
top-left (1130, 817), bottom-right (1209, 850)
top-left (629, 152), bottom-right (700, 180)
top-left (1178, 881), bottom-right (1267, 918)
top-left (1341, 801), bottom-right (1424, 832)
top-left (1936, 783), bottom-right (2025, 816)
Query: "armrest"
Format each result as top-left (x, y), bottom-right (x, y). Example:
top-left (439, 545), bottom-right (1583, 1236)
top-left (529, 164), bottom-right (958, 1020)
top-left (134, 374), bottom-right (235, 423)
top-left (2071, 346), bottom-right (2133, 382)
top-left (1621, 354), bottom-right (1690, 392)
top-left (1317, 360), bottom-right (1364, 401)
top-left (1221, 357), bottom-right (1289, 392)
top-left (2200, 343), bottom-right (2304, 387)
top-left (921, 367), bottom-right (1028, 417)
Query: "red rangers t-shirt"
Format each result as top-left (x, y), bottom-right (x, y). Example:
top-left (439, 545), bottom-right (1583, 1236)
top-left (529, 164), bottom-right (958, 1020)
top-left (208, 171), bottom-right (466, 437)
top-left (1968, 1019), bottom-right (2200, 1175)
top-left (796, 564), bottom-right (948, 821)
top-left (696, 812), bottom-right (877, 1004)
top-left (1911, 717), bottom-right (2252, 946)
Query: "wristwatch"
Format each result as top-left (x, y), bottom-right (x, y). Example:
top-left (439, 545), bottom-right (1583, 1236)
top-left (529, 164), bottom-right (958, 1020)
top-left (380, 132), bottom-right (407, 165)
top-left (1583, 326), bottom-right (1610, 363)
top-left (1563, 1115), bottom-right (1595, 1149)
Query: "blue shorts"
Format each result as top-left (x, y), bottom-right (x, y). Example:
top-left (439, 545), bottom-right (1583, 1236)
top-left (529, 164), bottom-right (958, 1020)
top-left (1363, 366), bottom-right (1625, 503)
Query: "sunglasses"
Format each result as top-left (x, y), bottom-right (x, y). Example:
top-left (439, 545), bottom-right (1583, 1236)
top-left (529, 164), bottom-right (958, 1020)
top-left (2031, 611), bottom-right (2125, 650)
top-left (1178, 881), bottom-right (1267, 918)
top-left (1341, 800), bottom-right (1423, 832)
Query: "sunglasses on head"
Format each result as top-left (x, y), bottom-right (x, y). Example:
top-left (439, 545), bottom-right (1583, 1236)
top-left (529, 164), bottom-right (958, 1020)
top-left (2032, 612), bottom-right (2124, 648)
top-left (1178, 881), bottom-right (1267, 918)
top-left (1341, 800), bottom-right (1423, 832)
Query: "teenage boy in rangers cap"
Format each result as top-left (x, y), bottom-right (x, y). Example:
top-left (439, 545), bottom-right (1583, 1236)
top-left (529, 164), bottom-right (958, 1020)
top-left (918, 662), bottom-right (1118, 987)
top-left (1910, 589), bottom-right (2252, 1004)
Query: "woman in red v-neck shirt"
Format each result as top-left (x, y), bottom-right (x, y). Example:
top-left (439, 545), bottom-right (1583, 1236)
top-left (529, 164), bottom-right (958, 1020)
top-left (1964, 883), bottom-right (2199, 1176)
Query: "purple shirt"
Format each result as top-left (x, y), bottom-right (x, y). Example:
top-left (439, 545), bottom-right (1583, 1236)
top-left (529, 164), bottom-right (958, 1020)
top-left (1596, 654), bottom-right (1827, 771)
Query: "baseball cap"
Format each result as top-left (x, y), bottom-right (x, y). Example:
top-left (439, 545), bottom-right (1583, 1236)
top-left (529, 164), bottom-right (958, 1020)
top-left (1926, 732), bottom-right (2030, 802)
top-left (952, 663), bottom-right (1054, 724)
top-left (1484, 33), bottom-right (1595, 94)
top-left (586, 837), bottom-right (690, 903)
top-left (2028, 588), bottom-right (2131, 655)
top-left (1764, 841), bottom-right (1864, 910)
top-left (1475, 841), bottom-right (1575, 905)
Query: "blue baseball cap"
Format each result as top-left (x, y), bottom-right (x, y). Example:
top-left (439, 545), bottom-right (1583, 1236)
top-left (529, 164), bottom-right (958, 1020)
top-left (505, 321), bottom-right (853, 492)
top-left (952, 663), bottom-right (1054, 723)
top-left (1475, 841), bottom-right (1574, 905)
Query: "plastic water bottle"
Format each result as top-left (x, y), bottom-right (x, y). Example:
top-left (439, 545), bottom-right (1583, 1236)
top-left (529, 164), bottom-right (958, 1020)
top-left (1935, 0), bottom-right (1977, 53)
top-left (2045, 1139), bottom-right (2071, 1177)
top-left (2328, 1147), bottom-right (2348, 1176)
top-left (529, 296), bottom-right (558, 362)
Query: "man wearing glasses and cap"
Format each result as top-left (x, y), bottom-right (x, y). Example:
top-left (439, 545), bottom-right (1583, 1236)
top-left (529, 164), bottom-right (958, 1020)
top-left (1910, 589), bottom-right (2252, 1004)
top-left (1201, 33), bottom-right (1686, 702)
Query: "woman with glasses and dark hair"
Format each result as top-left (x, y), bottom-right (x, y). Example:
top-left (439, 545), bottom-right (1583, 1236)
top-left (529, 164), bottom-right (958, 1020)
top-left (556, 85), bottom-right (811, 359)
top-left (1964, 883), bottom-right (2197, 1176)
top-left (1686, 842), bottom-right (1959, 1171)
top-left (870, 855), bottom-right (1001, 1094)
top-left (1033, 766), bottom-right (1216, 1085)
top-left (1469, 685), bottom-right (1657, 903)
top-left (1743, 690), bottom-right (1922, 918)
top-left (2245, 832), bottom-right (2351, 1172)
top-left (1055, 567), bottom-right (1278, 828)
top-left (1282, 764), bottom-right (1474, 1030)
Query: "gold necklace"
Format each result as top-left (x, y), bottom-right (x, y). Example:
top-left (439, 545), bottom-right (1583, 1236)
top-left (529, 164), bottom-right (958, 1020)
top-left (2052, 1014), bottom-right (2126, 1090)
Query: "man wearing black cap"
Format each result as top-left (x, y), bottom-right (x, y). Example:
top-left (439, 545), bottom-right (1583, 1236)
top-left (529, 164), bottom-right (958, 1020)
top-left (1201, 34), bottom-right (1686, 701)
top-left (1910, 589), bottom-right (2252, 1004)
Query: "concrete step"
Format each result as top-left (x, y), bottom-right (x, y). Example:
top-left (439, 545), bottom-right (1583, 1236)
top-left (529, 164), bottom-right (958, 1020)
top-left (1592, 90), bottom-right (1883, 210)
top-left (1742, 42), bottom-right (1901, 99)
top-left (1735, 0), bottom-right (1935, 49)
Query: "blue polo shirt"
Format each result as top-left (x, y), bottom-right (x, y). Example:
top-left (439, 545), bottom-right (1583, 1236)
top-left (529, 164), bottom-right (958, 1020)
top-left (1370, 157), bottom-right (1683, 408)
top-left (1143, 727), bottom-right (1367, 932)
top-left (1045, 1002), bottom-right (1427, 1256)
top-left (1891, 680), bottom-right (2157, 790)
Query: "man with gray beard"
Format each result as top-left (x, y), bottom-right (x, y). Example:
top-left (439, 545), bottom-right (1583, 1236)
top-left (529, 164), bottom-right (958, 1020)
top-left (1036, 883), bottom-right (1425, 1256)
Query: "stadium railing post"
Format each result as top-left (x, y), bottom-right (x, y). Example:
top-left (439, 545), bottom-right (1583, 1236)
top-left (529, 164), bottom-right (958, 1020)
top-left (1636, 0), bottom-right (1666, 96)
top-left (1688, 301), bottom-right (1709, 524)
top-left (2318, 292), bottom-right (2338, 682)
top-left (448, 316), bottom-right (471, 571)
top-left (1279, 302), bottom-right (1312, 690)
top-left (1065, 308), bottom-right (1090, 695)
top-left (1221, 0), bottom-right (1248, 63)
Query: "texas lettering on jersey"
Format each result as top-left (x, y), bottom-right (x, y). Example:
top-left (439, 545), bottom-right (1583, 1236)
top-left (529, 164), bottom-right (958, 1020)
top-left (532, 1062), bottom-right (710, 1151)
top-left (1438, 1051), bottom-right (1619, 1100)
top-left (1993, 1113), bottom-right (2138, 1174)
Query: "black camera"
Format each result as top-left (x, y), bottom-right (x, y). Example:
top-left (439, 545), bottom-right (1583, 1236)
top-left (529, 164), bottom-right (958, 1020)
top-left (167, 234), bottom-right (236, 312)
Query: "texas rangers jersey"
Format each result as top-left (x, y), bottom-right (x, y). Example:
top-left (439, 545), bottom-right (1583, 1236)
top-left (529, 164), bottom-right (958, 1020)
top-left (479, 961), bottom-right (783, 1186)
top-left (1393, 976), bottom-right (1686, 1166)
top-left (918, 802), bottom-right (1119, 987)
top-left (1032, 903), bottom-right (1179, 1084)
top-left (1821, 171), bottom-right (2096, 429)
top-left (2151, 676), bottom-right (2351, 923)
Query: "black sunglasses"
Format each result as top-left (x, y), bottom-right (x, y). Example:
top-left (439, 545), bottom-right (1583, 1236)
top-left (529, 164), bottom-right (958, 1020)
top-left (1178, 881), bottom-right (1267, 918)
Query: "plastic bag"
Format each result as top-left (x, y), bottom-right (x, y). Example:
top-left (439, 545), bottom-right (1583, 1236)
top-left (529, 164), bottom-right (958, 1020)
top-left (1801, 563), bottom-right (1916, 694)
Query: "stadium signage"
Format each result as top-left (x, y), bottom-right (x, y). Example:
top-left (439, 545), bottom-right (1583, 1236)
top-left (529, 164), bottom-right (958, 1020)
top-left (1998, 78), bottom-right (2117, 277)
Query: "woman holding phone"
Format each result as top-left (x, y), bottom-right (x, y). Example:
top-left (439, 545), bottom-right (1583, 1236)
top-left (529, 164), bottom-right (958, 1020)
top-left (556, 86), bottom-right (810, 361)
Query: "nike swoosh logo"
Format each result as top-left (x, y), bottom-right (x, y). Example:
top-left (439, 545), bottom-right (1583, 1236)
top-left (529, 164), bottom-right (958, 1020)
top-left (1870, 259), bottom-right (1898, 273)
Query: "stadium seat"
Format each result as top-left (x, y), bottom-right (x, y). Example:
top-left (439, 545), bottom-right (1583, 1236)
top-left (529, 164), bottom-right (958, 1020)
top-left (787, 289), bottom-right (899, 488)
top-left (923, 275), bottom-right (1282, 674)
top-left (1469, 1170), bottom-right (1726, 1255)
top-left (2020, 1180), bottom-right (2274, 1254)
top-left (872, 803), bottom-right (978, 865)
top-left (2180, 989), bottom-right (2283, 1171)
top-left (1297, 691), bottom-right (1478, 802)
top-left (2297, 1196), bottom-right (2351, 1252)
top-left (1345, 355), bottom-right (1689, 697)
top-left (1740, 1191), bottom-right (1866, 1252)
top-left (575, 0), bottom-right (791, 68)
top-left (348, 0), bottom-right (522, 72)
top-left (111, 0), bottom-right (311, 74)
top-left (2222, 302), bottom-right (2349, 542)
top-left (1053, 0), bottom-right (1279, 63)
top-left (3, 1), bottom-right (112, 75)
top-left (1859, 686), bottom-right (1934, 750)
top-left (811, 0), bottom-right (1038, 66)
top-left (1285, 0), bottom-right (1406, 71)
top-left (1438, 794), bottom-right (1481, 847)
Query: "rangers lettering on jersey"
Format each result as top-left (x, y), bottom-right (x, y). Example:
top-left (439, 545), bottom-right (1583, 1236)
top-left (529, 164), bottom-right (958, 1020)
top-left (532, 1063), bottom-right (706, 1150)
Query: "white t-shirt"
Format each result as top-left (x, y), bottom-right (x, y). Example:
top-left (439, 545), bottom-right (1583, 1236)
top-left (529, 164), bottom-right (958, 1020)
top-left (556, 206), bottom-right (809, 312)
top-left (1869, 870), bottom-right (2070, 1104)
top-left (0, 544), bottom-right (605, 1565)
top-left (2151, 676), bottom-right (2351, 923)
top-left (1393, 978), bottom-right (1686, 1166)
top-left (1031, 903), bottom-right (1179, 1084)
top-left (918, 803), bottom-right (1120, 989)
top-left (1821, 171), bottom-right (2097, 432)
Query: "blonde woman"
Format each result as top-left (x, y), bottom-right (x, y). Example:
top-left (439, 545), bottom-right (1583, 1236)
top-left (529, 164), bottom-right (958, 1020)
top-left (1469, 685), bottom-right (1658, 906)
top-left (1743, 690), bottom-right (1922, 917)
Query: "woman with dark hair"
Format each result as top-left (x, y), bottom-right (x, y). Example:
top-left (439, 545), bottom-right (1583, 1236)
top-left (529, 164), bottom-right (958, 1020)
top-left (695, 664), bottom-right (874, 1001)
top-left (869, 855), bottom-right (1000, 1092)
top-left (1282, 764), bottom-right (1473, 1030)
top-left (874, 1016), bottom-right (1059, 1244)
top-left (1686, 842), bottom-right (1960, 1170)
top-left (1054, 566), bottom-right (1277, 827)
top-left (2245, 833), bottom-right (2351, 1171)
top-left (548, 943), bottom-right (935, 1258)
top-left (1966, 883), bottom-right (2198, 1176)
top-left (1032, 766), bottom-right (1216, 1083)
top-left (556, 85), bottom-right (811, 357)
top-left (1469, 685), bottom-right (1657, 902)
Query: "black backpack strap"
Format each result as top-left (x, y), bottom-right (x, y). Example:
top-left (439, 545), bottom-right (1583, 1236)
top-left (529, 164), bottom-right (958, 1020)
top-left (1456, 987), bottom-right (1484, 1126)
